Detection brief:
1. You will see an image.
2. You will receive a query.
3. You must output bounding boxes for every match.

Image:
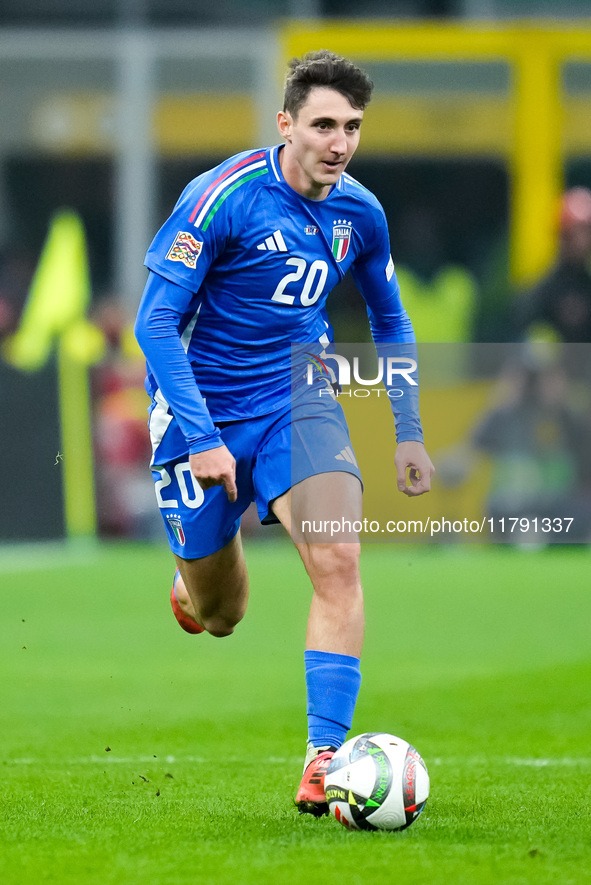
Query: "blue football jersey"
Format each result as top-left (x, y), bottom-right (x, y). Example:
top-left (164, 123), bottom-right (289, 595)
top-left (136, 145), bottom-right (422, 463)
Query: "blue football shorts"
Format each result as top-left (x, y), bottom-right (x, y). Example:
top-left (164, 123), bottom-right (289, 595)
top-left (151, 393), bottom-right (362, 558)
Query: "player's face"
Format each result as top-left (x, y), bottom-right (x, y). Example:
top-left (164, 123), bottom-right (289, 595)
top-left (278, 87), bottom-right (363, 200)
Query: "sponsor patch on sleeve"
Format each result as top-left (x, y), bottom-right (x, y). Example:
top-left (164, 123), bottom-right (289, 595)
top-left (385, 255), bottom-right (395, 282)
top-left (166, 231), bottom-right (203, 269)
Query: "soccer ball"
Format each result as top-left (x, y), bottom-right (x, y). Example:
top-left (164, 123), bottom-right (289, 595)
top-left (324, 732), bottom-right (429, 831)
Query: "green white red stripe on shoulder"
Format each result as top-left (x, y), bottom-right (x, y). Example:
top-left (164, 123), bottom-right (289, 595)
top-left (189, 150), bottom-right (269, 232)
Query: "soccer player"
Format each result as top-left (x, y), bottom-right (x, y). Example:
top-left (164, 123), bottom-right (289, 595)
top-left (135, 50), bottom-right (434, 816)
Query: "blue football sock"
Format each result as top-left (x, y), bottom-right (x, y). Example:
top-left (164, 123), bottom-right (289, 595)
top-left (305, 649), bottom-right (362, 749)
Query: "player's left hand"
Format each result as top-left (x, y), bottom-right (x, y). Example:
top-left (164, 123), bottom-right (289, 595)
top-left (395, 441), bottom-right (435, 497)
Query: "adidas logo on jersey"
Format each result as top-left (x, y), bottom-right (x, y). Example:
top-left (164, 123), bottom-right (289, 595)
top-left (335, 446), bottom-right (358, 467)
top-left (257, 230), bottom-right (288, 252)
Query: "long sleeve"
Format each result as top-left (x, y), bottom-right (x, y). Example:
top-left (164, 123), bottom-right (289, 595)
top-left (135, 271), bottom-right (222, 454)
top-left (351, 219), bottom-right (423, 443)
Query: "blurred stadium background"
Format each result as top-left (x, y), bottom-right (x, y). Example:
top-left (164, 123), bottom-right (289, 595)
top-left (1, 1), bottom-right (591, 543)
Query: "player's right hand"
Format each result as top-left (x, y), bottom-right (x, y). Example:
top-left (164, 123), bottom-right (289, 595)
top-left (189, 446), bottom-right (238, 503)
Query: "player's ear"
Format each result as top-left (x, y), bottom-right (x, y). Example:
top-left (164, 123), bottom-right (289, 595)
top-left (277, 110), bottom-right (292, 141)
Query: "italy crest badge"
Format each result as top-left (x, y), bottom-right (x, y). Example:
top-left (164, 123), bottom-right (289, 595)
top-left (331, 219), bottom-right (353, 262)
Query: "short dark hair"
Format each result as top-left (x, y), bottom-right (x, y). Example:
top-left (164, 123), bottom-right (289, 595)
top-left (283, 50), bottom-right (374, 118)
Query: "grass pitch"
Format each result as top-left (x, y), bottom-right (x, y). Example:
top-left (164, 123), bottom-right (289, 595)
top-left (0, 540), bottom-right (589, 884)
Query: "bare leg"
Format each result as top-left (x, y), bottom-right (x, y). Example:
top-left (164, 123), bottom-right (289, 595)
top-left (173, 531), bottom-right (249, 638)
top-left (272, 472), bottom-right (364, 657)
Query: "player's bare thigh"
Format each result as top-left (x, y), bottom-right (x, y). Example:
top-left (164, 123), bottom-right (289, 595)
top-left (173, 531), bottom-right (249, 637)
top-left (272, 471), bottom-right (363, 543)
top-left (272, 472), bottom-right (363, 584)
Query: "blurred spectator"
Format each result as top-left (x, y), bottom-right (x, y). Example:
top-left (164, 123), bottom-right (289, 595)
top-left (90, 297), bottom-right (160, 539)
top-left (472, 353), bottom-right (591, 541)
top-left (437, 347), bottom-right (591, 542)
top-left (516, 187), bottom-right (591, 342)
top-left (0, 246), bottom-right (36, 340)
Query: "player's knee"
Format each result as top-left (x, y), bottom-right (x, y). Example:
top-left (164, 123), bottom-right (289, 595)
top-left (203, 620), bottom-right (234, 638)
top-left (200, 610), bottom-right (244, 638)
top-left (307, 541), bottom-right (361, 587)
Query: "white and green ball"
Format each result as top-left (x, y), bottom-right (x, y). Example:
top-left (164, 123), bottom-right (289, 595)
top-left (324, 733), bottom-right (429, 831)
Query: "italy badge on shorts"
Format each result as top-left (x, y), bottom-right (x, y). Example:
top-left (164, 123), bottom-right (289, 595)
top-left (332, 220), bottom-right (353, 262)
top-left (166, 514), bottom-right (186, 546)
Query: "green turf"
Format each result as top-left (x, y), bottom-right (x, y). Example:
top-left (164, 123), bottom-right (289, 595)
top-left (0, 541), bottom-right (590, 884)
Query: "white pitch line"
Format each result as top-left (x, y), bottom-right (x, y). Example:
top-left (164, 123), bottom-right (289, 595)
top-left (4, 755), bottom-right (591, 767)
top-left (4, 755), bottom-right (297, 767)
top-left (430, 757), bottom-right (591, 768)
